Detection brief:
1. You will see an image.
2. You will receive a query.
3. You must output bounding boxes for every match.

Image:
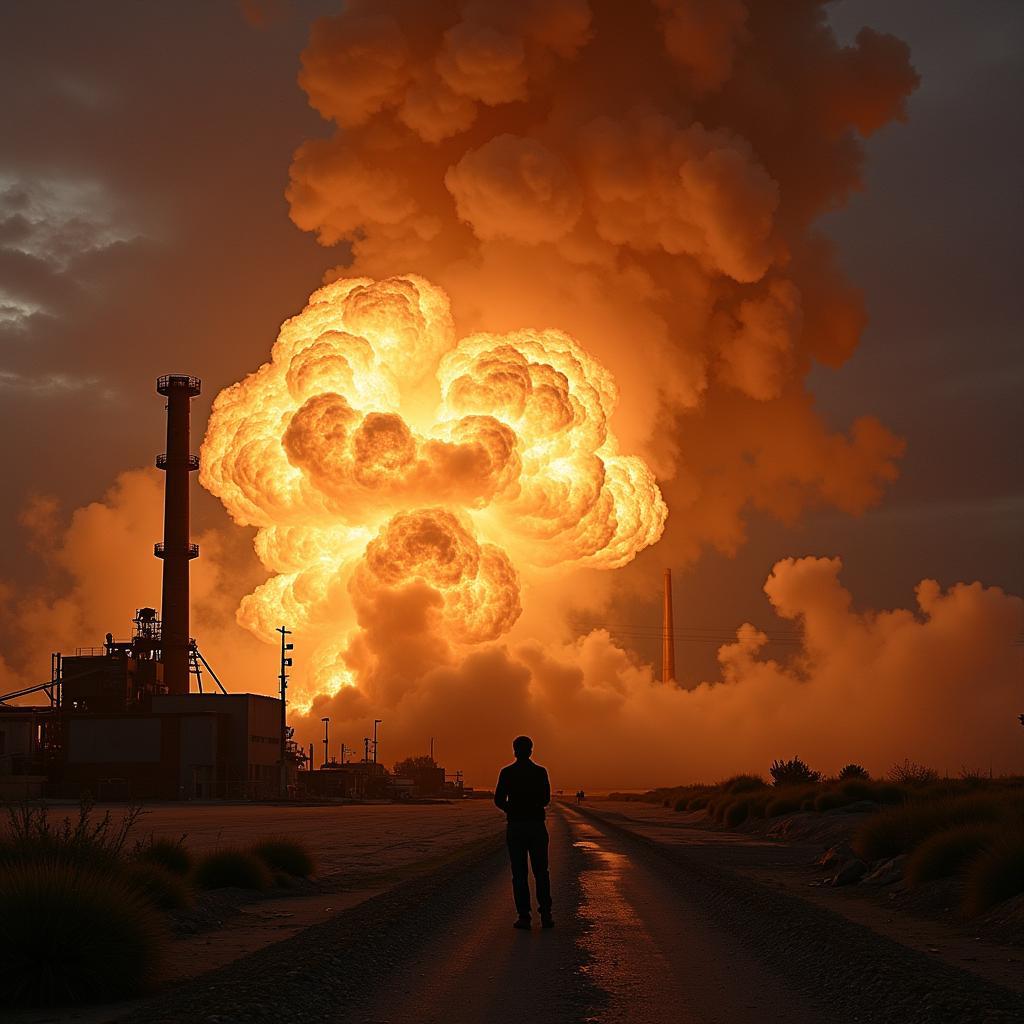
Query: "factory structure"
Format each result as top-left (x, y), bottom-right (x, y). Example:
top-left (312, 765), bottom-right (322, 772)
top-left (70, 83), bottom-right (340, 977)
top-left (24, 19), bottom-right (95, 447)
top-left (0, 374), bottom-right (462, 803)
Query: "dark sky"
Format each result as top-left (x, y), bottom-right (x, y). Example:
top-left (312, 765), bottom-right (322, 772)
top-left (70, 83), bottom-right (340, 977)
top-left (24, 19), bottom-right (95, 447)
top-left (0, 1), bottom-right (1020, 680)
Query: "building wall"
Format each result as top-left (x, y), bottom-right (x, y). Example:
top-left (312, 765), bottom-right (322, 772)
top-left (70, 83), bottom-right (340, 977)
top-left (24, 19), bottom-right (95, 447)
top-left (67, 717), bottom-right (161, 763)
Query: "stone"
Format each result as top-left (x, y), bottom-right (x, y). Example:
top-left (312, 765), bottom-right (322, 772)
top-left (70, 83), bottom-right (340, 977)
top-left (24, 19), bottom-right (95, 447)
top-left (817, 844), bottom-right (855, 869)
top-left (831, 858), bottom-right (868, 886)
top-left (861, 855), bottom-right (906, 886)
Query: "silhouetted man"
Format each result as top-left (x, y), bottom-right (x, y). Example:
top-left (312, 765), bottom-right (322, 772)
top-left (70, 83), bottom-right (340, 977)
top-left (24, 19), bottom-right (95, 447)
top-left (494, 735), bottom-right (553, 929)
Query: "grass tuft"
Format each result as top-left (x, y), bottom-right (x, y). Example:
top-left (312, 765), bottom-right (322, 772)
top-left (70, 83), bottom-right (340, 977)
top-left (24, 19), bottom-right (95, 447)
top-left (853, 794), bottom-right (1007, 862)
top-left (192, 848), bottom-right (272, 891)
top-left (904, 823), bottom-right (999, 887)
top-left (0, 860), bottom-right (162, 1006)
top-left (963, 832), bottom-right (1024, 916)
top-left (252, 837), bottom-right (315, 879)
top-left (125, 861), bottom-right (191, 910)
top-left (131, 835), bottom-right (192, 877)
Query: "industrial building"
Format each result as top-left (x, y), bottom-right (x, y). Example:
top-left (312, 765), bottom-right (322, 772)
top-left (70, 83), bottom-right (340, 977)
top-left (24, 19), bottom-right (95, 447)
top-left (0, 375), bottom-right (292, 801)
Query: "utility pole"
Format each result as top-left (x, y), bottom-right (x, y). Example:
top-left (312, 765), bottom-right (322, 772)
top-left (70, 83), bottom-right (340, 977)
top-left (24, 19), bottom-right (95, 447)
top-left (373, 719), bottom-right (382, 764)
top-left (363, 737), bottom-right (370, 762)
top-left (277, 625), bottom-right (293, 798)
top-left (308, 742), bottom-right (314, 771)
top-left (430, 736), bottom-right (434, 763)
top-left (321, 716), bottom-right (330, 768)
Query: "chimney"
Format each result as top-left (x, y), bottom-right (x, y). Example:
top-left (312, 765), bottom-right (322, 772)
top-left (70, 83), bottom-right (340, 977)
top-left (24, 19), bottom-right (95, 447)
top-left (662, 568), bottom-right (676, 684)
top-left (155, 374), bottom-right (201, 695)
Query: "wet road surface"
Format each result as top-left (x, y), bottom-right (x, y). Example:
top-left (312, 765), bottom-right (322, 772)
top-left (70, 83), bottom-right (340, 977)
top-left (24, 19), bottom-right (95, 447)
top-left (345, 804), bottom-right (825, 1024)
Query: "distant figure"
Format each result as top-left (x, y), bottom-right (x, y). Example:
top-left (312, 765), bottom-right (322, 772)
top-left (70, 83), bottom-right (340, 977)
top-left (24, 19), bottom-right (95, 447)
top-left (494, 735), bottom-right (553, 930)
top-left (579, 789), bottom-right (586, 803)
top-left (575, 789), bottom-right (582, 804)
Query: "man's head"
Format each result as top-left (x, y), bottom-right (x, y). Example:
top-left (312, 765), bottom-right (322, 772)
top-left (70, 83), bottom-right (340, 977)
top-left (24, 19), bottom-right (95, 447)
top-left (512, 735), bottom-right (533, 759)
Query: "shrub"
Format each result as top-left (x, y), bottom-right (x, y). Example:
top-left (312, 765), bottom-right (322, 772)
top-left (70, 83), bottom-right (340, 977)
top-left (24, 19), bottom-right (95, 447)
top-left (853, 795), bottom-right (1006, 862)
top-left (252, 838), bottom-right (315, 879)
top-left (723, 798), bottom-right (751, 827)
top-left (888, 759), bottom-right (939, 785)
top-left (193, 848), bottom-right (272, 891)
top-left (131, 836), bottom-right (192, 877)
top-left (722, 774), bottom-right (767, 795)
top-left (838, 778), bottom-right (876, 802)
top-left (0, 860), bottom-right (162, 1006)
top-left (744, 791), bottom-right (773, 818)
top-left (814, 790), bottom-right (850, 812)
top-left (766, 794), bottom-right (803, 817)
top-left (770, 757), bottom-right (821, 787)
top-left (963, 832), bottom-right (1024, 916)
top-left (905, 823), bottom-right (1000, 887)
top-left (871, 783), bottom-right (906, 805)
top-left (0, 799), bottom-right (143, 871)
top-left (839, 764), bottom-right (870, 781)
top-left (686, 795), bottom-right (710, 811)
top-left (125, 862), bottom-right (191, 910)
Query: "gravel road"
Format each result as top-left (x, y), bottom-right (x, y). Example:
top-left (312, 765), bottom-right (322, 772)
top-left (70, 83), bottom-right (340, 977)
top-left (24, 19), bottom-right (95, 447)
top-left (115, 803), bottom-right (1024, 1024)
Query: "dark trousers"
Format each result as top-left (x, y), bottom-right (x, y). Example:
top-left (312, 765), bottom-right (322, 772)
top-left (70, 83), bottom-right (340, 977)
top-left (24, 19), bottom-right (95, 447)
top-left (506, 820), bottom-right (551, 917)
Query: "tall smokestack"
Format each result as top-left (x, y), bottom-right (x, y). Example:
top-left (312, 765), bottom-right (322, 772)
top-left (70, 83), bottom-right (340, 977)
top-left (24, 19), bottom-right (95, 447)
top-left (155, 374), bottom-right (201, 695)
top-left (662, 568), bottom-right (676, 684)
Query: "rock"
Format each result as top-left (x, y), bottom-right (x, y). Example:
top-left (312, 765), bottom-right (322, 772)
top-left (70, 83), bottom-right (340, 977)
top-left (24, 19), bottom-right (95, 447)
top-left (817, 844), bottom-right (856, 869)
top-left (861, 855), bottom-right (906, 886)
top-left (831, 858), bottom-right (868, 886)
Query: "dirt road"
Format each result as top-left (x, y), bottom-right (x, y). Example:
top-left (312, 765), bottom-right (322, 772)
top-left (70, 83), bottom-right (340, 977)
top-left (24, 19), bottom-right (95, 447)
top-left (116, 801), bottom-right (1024, 1024)
top-left (346, 804), bottom-right (824, 1024)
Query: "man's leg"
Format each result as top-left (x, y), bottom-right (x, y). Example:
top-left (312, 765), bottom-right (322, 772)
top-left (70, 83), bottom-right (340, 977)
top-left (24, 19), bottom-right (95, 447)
top-left (506, 823), bottom-right (532, 919)
top-left (528, 822), bottom-right (552, 918)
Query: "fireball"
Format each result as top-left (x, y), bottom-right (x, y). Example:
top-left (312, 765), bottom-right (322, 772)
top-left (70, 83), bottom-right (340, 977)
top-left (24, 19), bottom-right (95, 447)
top-left (201, 274), bottom-right (666, 701)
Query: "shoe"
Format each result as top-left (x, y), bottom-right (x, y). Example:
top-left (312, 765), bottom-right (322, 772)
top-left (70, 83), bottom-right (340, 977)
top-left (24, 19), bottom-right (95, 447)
top-left (513, 916), bottom-right (531, 930)
top-left (541, 915), bottom-right (555, 929)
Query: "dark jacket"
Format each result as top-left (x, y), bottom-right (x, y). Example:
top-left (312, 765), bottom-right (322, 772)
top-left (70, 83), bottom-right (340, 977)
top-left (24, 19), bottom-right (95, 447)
top-left (494, 758), bottom-right (551, 821)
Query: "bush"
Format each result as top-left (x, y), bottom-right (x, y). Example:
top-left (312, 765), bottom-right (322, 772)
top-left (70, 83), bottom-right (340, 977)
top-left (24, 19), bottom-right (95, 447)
top-left (193, 848), bottom-right (272, 891)
top-left (853, 795), bottom-right (1006, 862)
top-left (888, 759), bottom-right (940, 785)
top-left (0, 799), bottom-right (143, 872)
top-left (838, 778), bottom-right (876, 802)
top-left (686, 795), bottom-right (710, 811)
top-left (722, 774), bottom-right (767, 795)
top-left (766, 794), bottom-right (803, 817)
top-left (131, 836), bottom-right (191, 877)
top-left (905, 824), bottom-right (1000, 887)
top-left (839, 764), bottom-right (870, 781)
top-left (0, 860), bottom-right (162, 1006)
top-left (125, 862), bottom-right (191, 910)
top-left (963, 832), bottom-right (1024, 916)
top-left (814, 790), bottom-right (850, 812)
top-left (252, 838), bottom-right (315, 879)
top-left (770, 757), bottom-right (821, 787)
top-left (723, 798), bottom-right (751, 827)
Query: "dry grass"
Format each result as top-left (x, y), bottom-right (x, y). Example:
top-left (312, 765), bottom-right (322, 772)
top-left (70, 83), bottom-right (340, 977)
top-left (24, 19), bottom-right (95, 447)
top-left (0, 860), bottom-right (163, 1006)
top-left (193, 848), bottom-right (272, 891)
top-left (963, 832), bottom-right (1024, 916)
top-left (252, 837), bottom-right (315, 879)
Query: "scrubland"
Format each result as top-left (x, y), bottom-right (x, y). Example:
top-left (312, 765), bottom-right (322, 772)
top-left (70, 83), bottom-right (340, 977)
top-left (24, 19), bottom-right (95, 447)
top-left (612, 759), bottom-right (1024, 924)
top-left (0, 800), bottom-right (316, 1007)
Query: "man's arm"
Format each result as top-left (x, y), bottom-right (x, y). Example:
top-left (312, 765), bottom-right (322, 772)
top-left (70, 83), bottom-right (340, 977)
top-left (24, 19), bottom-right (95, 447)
top-left (494, 767), bottom-right (508, 813)
top-left (541, 767), bottom-right (551, 807)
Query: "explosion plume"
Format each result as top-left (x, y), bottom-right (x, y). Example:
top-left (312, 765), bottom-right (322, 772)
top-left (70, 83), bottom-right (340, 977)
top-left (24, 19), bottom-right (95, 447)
top-left (200, 275), bottom-right (666, 699)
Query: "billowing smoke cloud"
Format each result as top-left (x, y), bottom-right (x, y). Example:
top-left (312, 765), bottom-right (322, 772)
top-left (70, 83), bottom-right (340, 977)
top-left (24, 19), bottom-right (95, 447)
top-left (196, 0), bottom-right (1022, 782)
top-left (305, 554), bottom-right (1024, 786)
